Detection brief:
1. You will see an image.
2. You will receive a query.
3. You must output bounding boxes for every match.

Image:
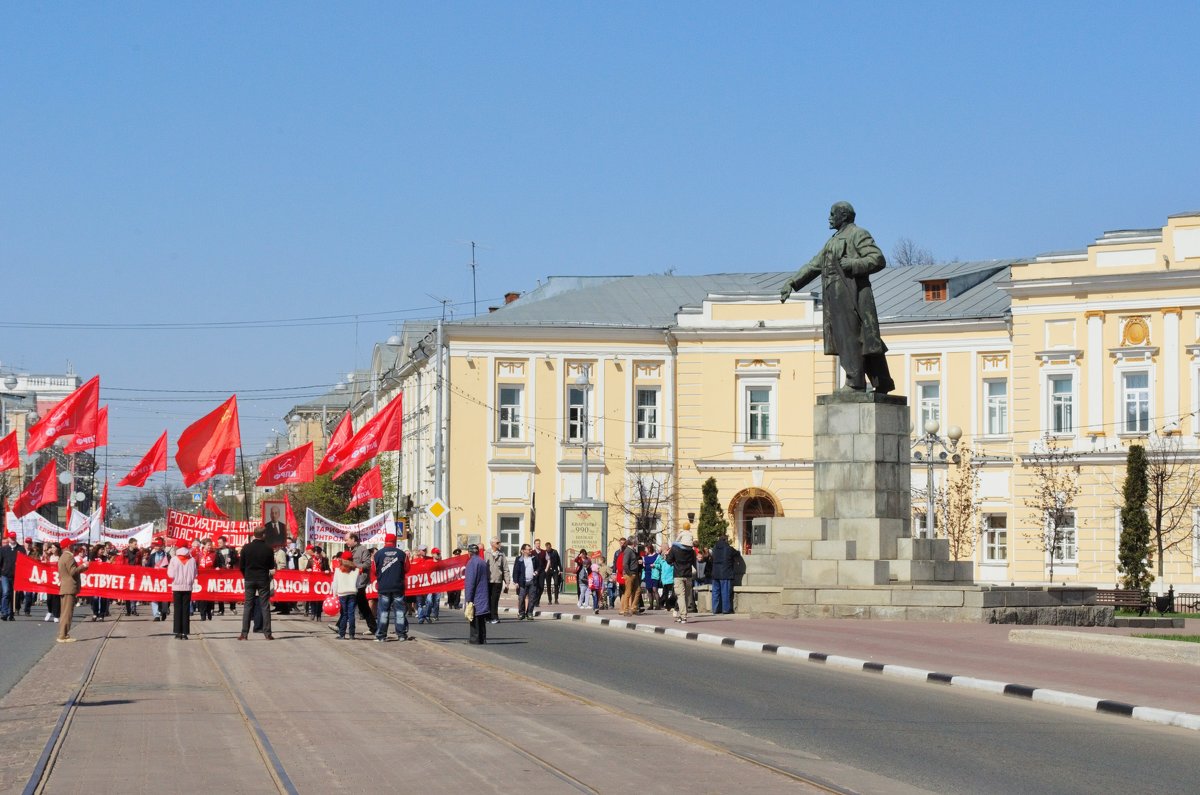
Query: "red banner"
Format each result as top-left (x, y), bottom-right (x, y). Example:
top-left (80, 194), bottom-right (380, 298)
top-left (16, 552), bottom-right (467, 602)
top-left (166, 509), bottom-right (253, 547)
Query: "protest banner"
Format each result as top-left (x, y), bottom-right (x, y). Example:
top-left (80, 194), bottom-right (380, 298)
top-left (166, 509), bottom-right (253, 547)
top-left (305, 508), bottom-right (394, 544)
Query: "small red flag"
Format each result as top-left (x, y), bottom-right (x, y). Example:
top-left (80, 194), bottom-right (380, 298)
top-left (205, 484), bottom-right (230, 519)
top-left (26, 375), bottom-right (100, 453)
top-left (334, 395), bottom-right (403, 478)
top-left (118, 432), bottom-right (168, 487)
top-left (346, 465), bottom-right (383, 511)
top-left (284, 494), bottom-right (299, 536)
top-left (12, 460), bottom-right (58, 517)
top-left (0, 431), bottom-right (18, 472)
top-left (65, 405), bottom-right (109, 454)
top-left (256, 442), bottom-right (314, 487)
top-left (175, 396), bottom-right (241, 487)
top-left (315, 412), bottom-right (353, 476)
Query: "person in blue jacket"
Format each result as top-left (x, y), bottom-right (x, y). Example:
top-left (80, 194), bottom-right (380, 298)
top-left (464, 544), bottom-right (490, 644)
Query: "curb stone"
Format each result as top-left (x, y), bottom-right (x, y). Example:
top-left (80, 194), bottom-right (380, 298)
top-left (499, 606), bottom-right (1200, 733)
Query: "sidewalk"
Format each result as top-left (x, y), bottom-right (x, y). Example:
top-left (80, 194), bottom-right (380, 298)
top-left (509, 593), bottom-right (1200, 730)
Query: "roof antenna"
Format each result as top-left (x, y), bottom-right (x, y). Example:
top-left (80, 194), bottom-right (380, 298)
top-left (470, 242), bottom-right (478, 317)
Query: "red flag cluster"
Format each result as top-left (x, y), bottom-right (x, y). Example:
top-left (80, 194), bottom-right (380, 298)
top-left (331, 395), bottom-right (403, 478)
top-left (347, 465), bottom-right (383, 511)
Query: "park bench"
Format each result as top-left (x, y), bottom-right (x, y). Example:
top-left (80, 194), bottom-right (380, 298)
top-left (1094, 588), bottom-right (1151, 616)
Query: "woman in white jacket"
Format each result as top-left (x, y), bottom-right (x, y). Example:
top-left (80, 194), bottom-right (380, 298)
top-left (167, 542), bottom-right (198, 640)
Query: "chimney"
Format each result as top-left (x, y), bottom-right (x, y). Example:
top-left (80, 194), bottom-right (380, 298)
top-left (504, 292), bottom-right (521, 304)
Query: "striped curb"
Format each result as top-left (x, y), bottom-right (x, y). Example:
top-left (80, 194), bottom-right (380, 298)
top-left (499, 606), bottom-right (1200, 733)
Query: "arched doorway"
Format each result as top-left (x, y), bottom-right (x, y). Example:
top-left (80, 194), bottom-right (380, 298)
top-left (727, 488), bottom-right (780, 555)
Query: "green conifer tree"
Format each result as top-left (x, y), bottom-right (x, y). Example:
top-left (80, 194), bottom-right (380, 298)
top-left (1117, 445), bottom-right (1154, 591)
top-left (696, 477), bottom-right (728, 549)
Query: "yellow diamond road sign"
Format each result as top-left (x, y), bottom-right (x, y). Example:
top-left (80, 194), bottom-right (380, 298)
top-left (426, 499), bottom-right (448, 522)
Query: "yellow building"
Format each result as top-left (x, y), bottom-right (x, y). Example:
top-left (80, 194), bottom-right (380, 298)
top-left (382, 211), bottom-right (1200, 590)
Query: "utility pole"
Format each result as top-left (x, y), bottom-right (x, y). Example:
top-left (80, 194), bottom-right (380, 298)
top-left (433, 317), bottom-right (445, 552)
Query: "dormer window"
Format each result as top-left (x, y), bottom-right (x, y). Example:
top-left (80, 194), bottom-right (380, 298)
top-left (922, 279), bottom-right (947, 302)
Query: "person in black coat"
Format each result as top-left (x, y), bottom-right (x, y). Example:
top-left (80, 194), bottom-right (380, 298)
top-left (708, 535), bottom-right (742, 615)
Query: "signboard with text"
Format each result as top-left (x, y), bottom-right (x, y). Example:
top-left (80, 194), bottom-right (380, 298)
top-left (559, 502), bottom-right (607, 560)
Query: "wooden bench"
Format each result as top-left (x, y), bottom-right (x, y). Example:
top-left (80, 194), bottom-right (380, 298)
top-left (1095, 588), bottom-right (1151, 616)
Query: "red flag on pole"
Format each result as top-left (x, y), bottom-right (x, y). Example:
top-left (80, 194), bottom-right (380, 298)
top-left (204, 484), bottom-right (230, 519)
top-left (118, 432), bottom-right (168, 487)
top-left (26, 375), bottom-right (100, 453)
top-left (346, 465), bottom-right (383, 511)
top-left (175, 396), bottom-right (241, 487)
top-left (0, 431), bottom-right (18, 472)
top-left (65, 405), bottom-right (109, 453)
top-left (12, 460), bottom-right (58, 517)
top-left (256, 442), bottom-right (314, 487)
top-left (334, 395), bottom-right (403, 478)
top-left (99, 479), bottom-right (109, 524)
top-left (284, 494), bottom-right (299, 536)
top-left (315, 412), bottom-right (353, 476)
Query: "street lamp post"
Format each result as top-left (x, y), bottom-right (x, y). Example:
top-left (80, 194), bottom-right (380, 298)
top-left (912, 420), bottom-right (962, 539)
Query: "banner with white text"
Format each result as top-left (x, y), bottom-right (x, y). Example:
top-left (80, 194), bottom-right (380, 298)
top-left (305, 508), bottom-right (394, 545)
top-left (165, 509), bottom-right (253, 547)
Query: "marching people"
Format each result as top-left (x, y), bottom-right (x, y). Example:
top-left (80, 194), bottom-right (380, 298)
top-left (543, 541), bottom-right (562, 605)
top-left (333, 551), bottom-right (359, 639)
top-left (513, 543), bottom-right (541, 620)
top-left (239, 527), bottom-right (276, 640)
top-left (89, 543), bottom-right (112, 621)
top-left (57, 539), bottom-right (88, 642)
top-left (642, 543), bottom-right (660, 611)
top-left (122, 539), bottom-right (144, 616)
top-left (168, 541), bottom-right (197, 639)
top-left (195, 538), bottom-right (218, 621)
top-left (486, 537), bottom-right (509, 625)
top-left (19, 537), bottom-right (38, 616)
top-left (444, 548), bottom-right (463, 610)
top-left (42, 542), bottom-right (62, 622)
top-left (305, 545), bottom-right (330, 620)
top-left (418, 547), bottom-right (442, 624)
top-left (372, 533), bottom-right (409, 641)
top-left (0, 532), bottom-right (18, 621)
top-left (574, 548), bottom-right (590, 608)
top-left (146, 538), bottom-right (171, 622)
top-left (345, 532), bottom-right (378, 636)
top-left (464, 543), bottom-right (490, 644)
top-left (214, 535), bottom-right (238, 615)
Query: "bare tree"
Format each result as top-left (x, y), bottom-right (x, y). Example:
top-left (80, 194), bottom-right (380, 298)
top-left (1023, 437), bottom-right (1081, 582)
top-left (1145, 436), bottom-right (1200, 579)
top-left (613, 470), bottom-right (674, 547)
top-left (891, 237), bottom-right (936, 267)
top-left (938, 446), bottom-right (983, 562)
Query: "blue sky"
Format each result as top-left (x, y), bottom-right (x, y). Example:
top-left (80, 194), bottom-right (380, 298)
top-left (2, 2), bottom-right (1197, 490)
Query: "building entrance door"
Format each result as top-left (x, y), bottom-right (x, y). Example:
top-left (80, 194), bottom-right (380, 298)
top-left (738, 496), bottom-right (775, 556)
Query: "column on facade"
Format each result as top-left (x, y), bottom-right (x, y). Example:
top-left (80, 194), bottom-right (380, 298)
top-left (1161, 308), bottom-right (1181, 429)
top-left (1085, 311), bottom-right (1105, 437)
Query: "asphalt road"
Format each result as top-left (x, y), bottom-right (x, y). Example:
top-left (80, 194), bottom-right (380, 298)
top-left (410, 614), bottom-right (1197, 795)
top-left (0, 604), bottom-right (63, 697)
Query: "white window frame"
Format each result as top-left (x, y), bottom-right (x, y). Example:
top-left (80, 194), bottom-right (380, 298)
top-left (497, 385), bottom-right (524, 441)
top-left (635, 386), bottom-right (660, 442)
top-left (497, 515), bottom-right (522, 559)
top-left (566, 385), bottom-right (586, 442)
top-left (738, 380), bottom-right (777, 444)
top-left (746, 386), bottom-right (772, 442)
top-left (917, 381), bottom-right (941, 431)
top-left (914, 511), bottom-right (936, 540)
top-left (1048, 509), bottom-right (1078, 566)
top-left (1041, 368), bottom-right (1078, 438)
top-left (983, 379), bottom-right (1008, 437)
top-left (1115, 366), bottom-right (1152, 436)
top-left (983, 513), bottom-right (1008, 563)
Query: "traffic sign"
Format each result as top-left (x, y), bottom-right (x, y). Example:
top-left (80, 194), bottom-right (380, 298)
top-left (192, 492), bottom-right (203, 504)
top-left (426, 498), bottom-right (448, 522)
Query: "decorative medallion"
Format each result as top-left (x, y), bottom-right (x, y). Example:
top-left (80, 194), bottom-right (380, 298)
top-left (1121, 316), bottom-right (1150, 347)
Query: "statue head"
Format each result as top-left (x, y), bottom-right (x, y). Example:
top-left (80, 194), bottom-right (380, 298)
top-left (828, 201), bottom-right (856, 230)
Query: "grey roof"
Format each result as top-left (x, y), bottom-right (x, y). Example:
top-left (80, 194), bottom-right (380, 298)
top-left (452, 263), bottom-right (1013, 329)
top-left (1168, 210), bottom-right (1200, 219)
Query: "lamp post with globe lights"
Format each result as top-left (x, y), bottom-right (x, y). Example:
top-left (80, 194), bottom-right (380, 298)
top-left (912, 420), bottom-right (962, 539)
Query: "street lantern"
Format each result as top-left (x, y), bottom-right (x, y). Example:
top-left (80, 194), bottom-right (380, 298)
top-left (912, 420), bottom-right (962, 539)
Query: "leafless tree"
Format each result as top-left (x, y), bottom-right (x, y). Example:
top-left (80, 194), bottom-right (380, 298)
top-left (1023, 437), bottom-right (1081, 582)
top-left (1145, 436), bottom-right (1200, 578)
top-left (939, 446), bottom-right (983, 561)
top-left (891, 237), bottom-right (936, 267)
top-left (613, 470), bottom-right (674, 547)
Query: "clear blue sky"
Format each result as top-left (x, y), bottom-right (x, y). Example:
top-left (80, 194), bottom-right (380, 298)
top-left (2, 2), bottom-right (1197, 491)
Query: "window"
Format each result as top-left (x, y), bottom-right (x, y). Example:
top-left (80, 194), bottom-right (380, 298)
top-left (914, 512), bottom-right (936, 539)
top-left (498, 516), bottom-right (521, 559)
top-left (984, 379), bottom-right (1008, 436)
top-left (566, 386), bottom-right (586, 442)
top-left (498, 386), bottom-right (523, 440)
top-left (1122, 371), bottom-right (1150, 434)
top-left (922, 280), bottom-right (947, 302)
top-left (983, 514), bottom-right (1008, 562)
top-left (747, 387), bottom-right (771, 441)
top-left (918, 382), bottom-right (941, 430)
top-left (635, 388), bottom-right (659, 441)
top-left (1050, 510), bottom-right (1077, 564)
top-left (1049, 375), bottom-right (1073, 435)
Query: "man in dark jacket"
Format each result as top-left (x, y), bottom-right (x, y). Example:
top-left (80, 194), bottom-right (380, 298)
top-left (665, 532), bottom-right (698, 623)
top-left (464, 544), bottom-right (490, 644)
top-left (373, 533), bottom-right (408, 642)
top-left (543, 541), bottom-right (563, 605)
top-left (0, 533), bottom-right (18, 621)
top-left (708, 535), bottom-right (741, 615)
top-left (214, 535), bottom-right (238, 615)
top-left (238, 527), bottom-right (276, 640)
top-left (346, 532), bottom-right (378, 635)
top-left (619, 536), bottom-right (642, 617)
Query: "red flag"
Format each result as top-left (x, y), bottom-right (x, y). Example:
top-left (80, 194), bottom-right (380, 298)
top-left (175, 396), bottom-right (241, 487)
top-left (26, 375), bottom-right (100, 453)
top-left (256, 442), bottom-right (314, 487)
top-left (12, 460), bottom-right (58, 517)
top-left (334, 395), bottom-right (403, 478)
top-left (0, 431), bottom-right (18, 472)
top-left (284, 494), bottom-right (299, 536)
top-left (118, 432), bottom-right (168, 487)
top-left (205, 484), bottom-right (230, 519)
top-left (65, 405), bottom-right (109, 453)
top-left (346, 465), bottom-right (383, 511)
top-left (315, 412), bottom-right (353, 476)
top-left (99, 479), bottom-right (109, 524)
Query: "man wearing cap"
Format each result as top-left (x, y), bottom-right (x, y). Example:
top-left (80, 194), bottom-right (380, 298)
top-left (464, 543), bottom-right (490, 644)
top-left (0, 533), bottom-right (19, 621)
top-left (486, 538), bottom-right (510, 625)
top-left (372, 533), bottom-right (409, 641)
top-left (57, 540), bottom-right (89, 642)
top-left (345, 532), bottom-right (378, 636)
top-left (238, 527), bottom-right (276, 640)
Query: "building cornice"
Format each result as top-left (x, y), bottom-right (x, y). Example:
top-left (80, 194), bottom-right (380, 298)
top-left (693, 458), bottom-right (812, 471)
top-left (997, 269), bottom-right (1200, 300)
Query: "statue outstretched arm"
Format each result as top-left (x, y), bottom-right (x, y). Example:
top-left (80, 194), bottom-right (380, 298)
top-left (779, 256), bottom-right (821, 302)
